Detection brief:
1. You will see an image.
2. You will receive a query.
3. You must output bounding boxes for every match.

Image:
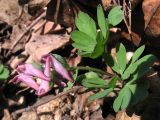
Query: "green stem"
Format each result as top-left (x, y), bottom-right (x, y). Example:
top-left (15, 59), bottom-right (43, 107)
top-left (71, 66), bottom-right (114, 77)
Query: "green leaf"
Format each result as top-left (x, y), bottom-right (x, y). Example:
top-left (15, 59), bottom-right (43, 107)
top-left (108, 76), bottom-right (119, 88)
top-left (71, 31), bottom-right (96, 52)
top-left (97, 5), bottom-right (109, 38)
top-left (89, 88), bottom-right (113, 100)
top-left (130, 45), bottom-right (145, 64)
top-left (122, 45), bottom-right (145, 80)
top-left (113, 91), bottom-right (123, 112)
top-left (121, 87), bottom-right (132, 109)
top-left (75, 12), bottom-right (97, 40)
top-left (82, 78), bottom-right (108, 88)
top-left (130, 54), bottom-right (156, 82)
top-left (122, 63), bottom-right (138, 80)
top-left (0, 64), bottom-right (4, 73)
top-left (128, 81), bottom-right (149, 105)
top-left (77, 51), bottom-right (92, 58)
top-left (113, 86), bottom-right (132, 112)
top-left (90, 31), bottom-right (105, 58)
top-left (104, 53), bottom-right (120, 73)
top-left (63, 81), bottom-right (74, 91)
top-left (81, 72), bottom-right (108, 88)
top-left (85, 72), bottom-right (99, 79)
top-left (0, 67), bottom-right (9, 80)
top-left (116, 43), bottom-right (126, 74)
top-left (108, 6), bottom-right (124, 26)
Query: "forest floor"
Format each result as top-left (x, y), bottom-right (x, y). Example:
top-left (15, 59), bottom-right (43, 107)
top-left (1, 0), bottom-right (160, 120)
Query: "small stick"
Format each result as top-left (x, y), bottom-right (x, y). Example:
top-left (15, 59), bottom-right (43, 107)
top-left (123, 0), bottom-right (132, 39)
top-left (12, 86), bottom-right (82, 115)
top-left (54, 0), bottom-right (61, 24)
top-left (73, 66), bottom-right (114, 77)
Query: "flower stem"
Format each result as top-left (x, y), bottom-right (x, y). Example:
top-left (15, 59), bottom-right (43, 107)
top-left (71, 66), bottom-right (114, 77)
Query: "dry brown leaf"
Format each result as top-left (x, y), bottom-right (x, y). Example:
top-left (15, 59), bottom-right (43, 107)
top-left (10, 51), bottom-right (28, 69)
top-left (67, 48), bottom-right (81, 67)
top-left (28, 0), bottom-right (50, 8)
top-left (43, 21), bottom-right (55, 34)
top-left (121, 31), bottom-right (141, 46)
top-left (25, 33), bottom-right (70, 62)
top-left (115, 111), bottom-right (140, 120)
top-left (2, 109), bottom-right (12, 120)
top-left (90, 109), bottom-right (103, 120)
top-left (72, 89), bottom-right (101, 117)
top-left (46, 0), bottom-right (76, 28)
top-left (68, 55), bottom-right (81, 67)
top-left (18, 111), bottom-right (38, 120)
top-left (142, 0), bottom-right (160, 37)
top-left (101, 0), bottom-right (112, 10)
top-left (27, 0), bottom-right (50, 16)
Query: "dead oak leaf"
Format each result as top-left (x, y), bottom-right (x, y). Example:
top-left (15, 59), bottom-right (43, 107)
top-left (25, 33), bottom-right (70, 62)
top-left (142, 0), bottom-right (160, 37)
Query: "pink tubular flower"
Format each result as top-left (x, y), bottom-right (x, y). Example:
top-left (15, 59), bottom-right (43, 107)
top-left (17, 64), bottom-right (50, 81)
top-left (11, 74), bottom-right (39, 91)
top-left (10, 53), bottom-right (73, 96)
top-left (41, 54), bottom-right (73, 82)
top-left (37, 56), bottom-right (51, 96)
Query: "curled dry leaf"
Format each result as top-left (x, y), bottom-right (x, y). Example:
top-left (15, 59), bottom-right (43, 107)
top-left (25, 34), bottom-right (70, 62)
top-left (142, 0), bottom-right (160, 37)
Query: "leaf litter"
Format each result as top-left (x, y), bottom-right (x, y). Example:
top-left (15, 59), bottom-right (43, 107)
top-left (1, 0), bottom-right (160, 120)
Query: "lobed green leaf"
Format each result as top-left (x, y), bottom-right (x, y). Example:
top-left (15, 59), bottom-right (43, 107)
top-left (97, 5), bottom-right (109, 38)
top-left (130, 54), bottom-right (156, 82)
top-left (127, 81), bottom-right (149, 105)
top-left (75, 12), bottom-right (97, 40)
top-left (108, 76), bottom-right (119, 88)
top-left (122, 63), bottom-right (138, 80)
top-left (90, 31), bottom-right (105, 58)
top-left (108, 6), bottom-right (124, 26)
top-left (116, 43), bottom-right (126, 75)
top-left (0, 67), bottom-right (9, 80)
top-left (130, 45), bottom-right (145, 64)
top-left (89, 88), bottom-right (113, 100)
top-left (113, 86), bottom-right (132, 112)
top-left (71, 31), bottom-right (96, 52)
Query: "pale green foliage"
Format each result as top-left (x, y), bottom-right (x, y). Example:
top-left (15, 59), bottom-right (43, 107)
top-left (0, 64), bottom-right (9, 80)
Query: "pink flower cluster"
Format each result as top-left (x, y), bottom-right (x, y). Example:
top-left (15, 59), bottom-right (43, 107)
top-left (10, 54), bottom-right (73, 96)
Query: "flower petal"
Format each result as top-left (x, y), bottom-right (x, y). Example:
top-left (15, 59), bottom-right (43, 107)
top-left (11, 74), bottom-right (39, 91)
top-left (37, 56), bottom-right (51, 96)
top-left (36, 80), bottom-right (50, 96)
top-left (50, 55), bottom-right (73, 82)
top-left (17, 64), bottom-right (50, 81)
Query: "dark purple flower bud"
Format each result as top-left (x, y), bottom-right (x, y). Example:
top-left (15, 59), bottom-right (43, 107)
top-left (17, 64), bottom-right (50, 81)
top-left (10, 74), bottom-right (39, 91)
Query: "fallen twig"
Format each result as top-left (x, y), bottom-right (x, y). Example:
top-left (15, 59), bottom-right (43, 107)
top-left (12, 86), bottom-right (82, 116)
